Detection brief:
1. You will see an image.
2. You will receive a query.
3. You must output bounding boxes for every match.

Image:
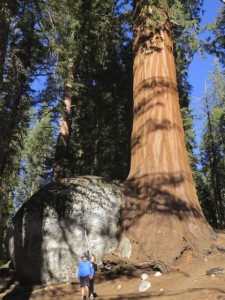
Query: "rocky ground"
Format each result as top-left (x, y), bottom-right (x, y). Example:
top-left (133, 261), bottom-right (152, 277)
top-left (1, 231), bottom-right (225, 300)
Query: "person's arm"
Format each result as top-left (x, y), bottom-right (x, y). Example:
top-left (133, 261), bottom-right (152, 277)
top-left (78, 262), bottom-right (81, 278)
top-left (94, 263), bottom-right (97, 272)
top-left (90, 261), bottom-right (94, 277)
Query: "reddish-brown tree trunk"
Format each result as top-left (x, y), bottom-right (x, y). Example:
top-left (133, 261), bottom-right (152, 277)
top-left (119, 6), bottom-right (215, 265)
top-left (52, 82), bottom-right (72, 181)
top-left (52, 58), bottom-right (74, 181)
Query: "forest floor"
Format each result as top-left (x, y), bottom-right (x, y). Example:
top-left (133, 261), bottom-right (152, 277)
top-left (1, 230), bottom-right (225, 300)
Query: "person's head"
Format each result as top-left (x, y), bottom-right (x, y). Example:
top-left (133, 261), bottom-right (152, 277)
top-left (90, 254), bottom-right (96, 262)
top-left (81, 252), bottom-right (88, 261)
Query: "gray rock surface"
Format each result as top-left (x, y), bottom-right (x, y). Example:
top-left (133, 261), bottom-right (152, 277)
top-left (7, 176), bottom-right (121, 285)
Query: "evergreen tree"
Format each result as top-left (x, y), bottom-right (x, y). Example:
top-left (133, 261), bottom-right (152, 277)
top-left (40, 0), bottom-right (133, 181)
top-left (0, 0), bottom-right (50, 181)
top-left (199, 59), bottom-right (225, 228)
top-left (204, 4), bottom-right (225, 67)
top-left (13, 106), bottom-right (55, 209)
top-left (71, 0), bottom-right (132, 181)
top-left (119, 0), bottom-right (214, 266)
top-left (0, 0), bottom-right (50, 262)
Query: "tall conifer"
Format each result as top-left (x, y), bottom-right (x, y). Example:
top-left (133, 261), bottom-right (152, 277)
top-left (199, 60), bottom-right (225, 228)
top-left (119, 0), bottom-right (214, 265)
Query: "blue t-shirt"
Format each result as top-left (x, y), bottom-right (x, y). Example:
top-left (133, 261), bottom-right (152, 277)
top-left (78, 260), bottom-right (94, 278)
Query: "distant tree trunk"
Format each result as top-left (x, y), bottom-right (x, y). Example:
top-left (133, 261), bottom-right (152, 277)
top-left (0, 39), bottom-right (29, 181)
top-left (52, 83), bottom-right (72, 180)
top-left (52, 59), bottom-right (74, 181)
top-left (0, 94), bottom-right (22, 180)
top-left (119, 2), bottom-right (215, 265)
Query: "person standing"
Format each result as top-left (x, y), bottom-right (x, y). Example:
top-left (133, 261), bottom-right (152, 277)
top-left (78, 252), bottom-right (94, 300)
top-left (89, 255), bottom-right (97, 299)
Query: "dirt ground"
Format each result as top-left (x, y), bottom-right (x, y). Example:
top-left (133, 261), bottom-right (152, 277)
top-left (1, 231), bottom-right (225, 300)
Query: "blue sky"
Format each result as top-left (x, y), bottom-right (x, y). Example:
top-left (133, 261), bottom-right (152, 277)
top-left (188, 0), bottom-right (223, 147)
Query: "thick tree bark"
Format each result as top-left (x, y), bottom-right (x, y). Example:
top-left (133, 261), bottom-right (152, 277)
top-left (52, 58), bottom-right (74, 181)
top-left (119, 5), bottom-right (215, 265)
top-left (52, 82), bottom-right (72, 181)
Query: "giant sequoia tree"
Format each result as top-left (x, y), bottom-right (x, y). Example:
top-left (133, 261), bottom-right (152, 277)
top-left (119, 0), bottom-right (215, 265)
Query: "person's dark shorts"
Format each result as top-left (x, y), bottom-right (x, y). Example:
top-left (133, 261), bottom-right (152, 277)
top-left (80, 276), bottom-right (89, 287)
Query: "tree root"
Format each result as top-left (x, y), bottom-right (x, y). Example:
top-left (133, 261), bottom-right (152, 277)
top-left (101, 253), bottom-right (169, 276)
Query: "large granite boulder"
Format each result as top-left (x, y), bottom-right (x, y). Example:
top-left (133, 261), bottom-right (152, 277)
top-left (7, 176), bottom-right (121, 285)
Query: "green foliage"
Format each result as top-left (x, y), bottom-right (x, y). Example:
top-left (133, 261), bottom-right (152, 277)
top-left (180, 107), bottom-right (198, 170)
top-left (40, 0), bottom-right (133, 180)
top-left (69, 41), bottom-right (132, 180)
top-left (13, 107), bottom-right (55, 208)
top-left (198, 60), bottom-right (225, 228)
top-left (0, 0), bottom-right (51, 179)
top-left (135, 0), bottom-right (203, 33)
top-left (0, 0), bottom-right (52, 262)
top-left (203, 5), bottom-right (225, 67)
